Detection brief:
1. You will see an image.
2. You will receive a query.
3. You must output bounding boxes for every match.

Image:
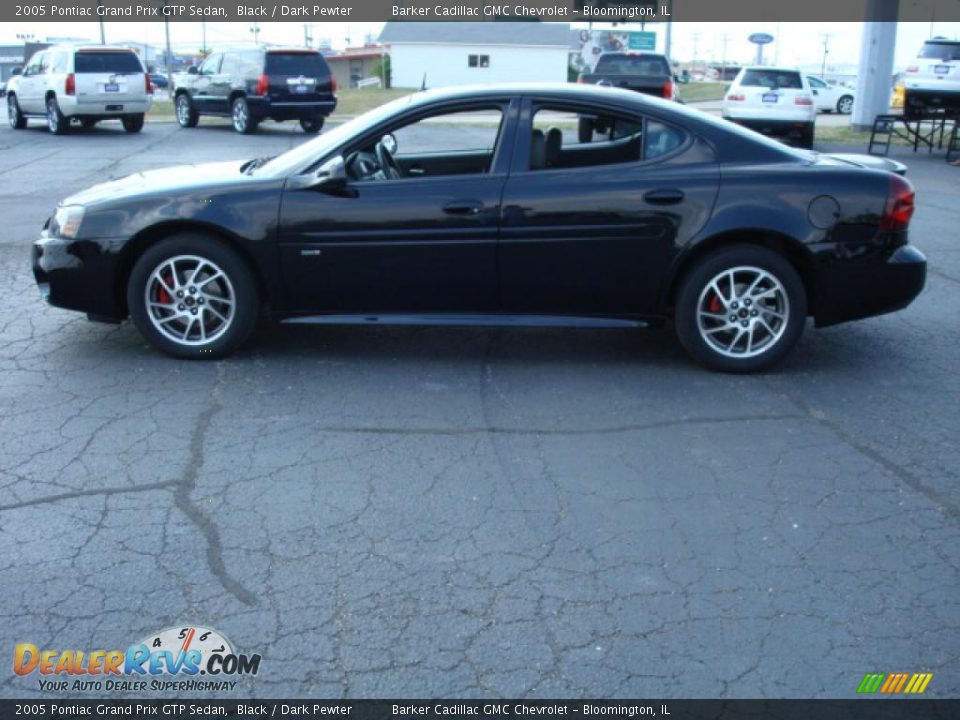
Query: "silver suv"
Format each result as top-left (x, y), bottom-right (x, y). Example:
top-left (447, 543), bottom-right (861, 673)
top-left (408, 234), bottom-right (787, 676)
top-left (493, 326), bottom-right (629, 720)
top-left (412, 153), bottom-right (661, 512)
top-left (7, 45), bottom-right (152, 134)
top-left (903, 38), bottom-right (960, 119)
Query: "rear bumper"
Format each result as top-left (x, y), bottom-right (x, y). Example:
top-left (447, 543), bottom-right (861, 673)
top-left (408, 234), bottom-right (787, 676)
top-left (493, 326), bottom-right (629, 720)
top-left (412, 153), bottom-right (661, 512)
top-left (33, 233), bottom-right (125, 321)
top-left (813, 244), bottom-right (926, 327)
top-left (903, 87), bottom-right (960, 111)
top-left (246, 96), bottom-right (336, 121)
top-left (63, 98), bottom-right (152, 117)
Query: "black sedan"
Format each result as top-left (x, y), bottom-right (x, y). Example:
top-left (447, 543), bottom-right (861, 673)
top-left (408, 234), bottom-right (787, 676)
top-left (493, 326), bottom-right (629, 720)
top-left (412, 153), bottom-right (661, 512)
top-left (32, 83), bottom-right (926, 371)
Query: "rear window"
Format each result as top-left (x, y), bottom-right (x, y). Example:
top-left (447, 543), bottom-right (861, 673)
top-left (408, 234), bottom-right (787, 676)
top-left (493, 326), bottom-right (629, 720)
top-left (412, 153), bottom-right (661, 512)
top-left (74, 51), bottom-right (143, 74)
top-left (739, 69), bottom-right (803, 89)
top-left (919, 41), bottom-right (960, 61)
top-left (594, 54), bottom-right (670, 76)
top-left (264, 52), bottom-right (329, 77)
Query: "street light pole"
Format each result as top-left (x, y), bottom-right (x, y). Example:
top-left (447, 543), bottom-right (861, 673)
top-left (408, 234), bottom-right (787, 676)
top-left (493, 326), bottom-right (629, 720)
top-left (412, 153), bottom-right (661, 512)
top-left (820, 33), bottom-right (832, 79)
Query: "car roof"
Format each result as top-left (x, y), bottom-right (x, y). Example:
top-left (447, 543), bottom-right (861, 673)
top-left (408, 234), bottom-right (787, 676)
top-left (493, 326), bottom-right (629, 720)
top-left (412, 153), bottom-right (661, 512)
top-left (738, 66), bottom-right (803, 72)
top-left (45, 44), bottom-right (139, 53)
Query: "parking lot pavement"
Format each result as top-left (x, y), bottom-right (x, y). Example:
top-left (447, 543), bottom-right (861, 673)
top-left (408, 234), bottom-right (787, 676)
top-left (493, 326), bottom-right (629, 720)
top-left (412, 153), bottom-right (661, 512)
top-left (0, 123), bottom-right (958, 699)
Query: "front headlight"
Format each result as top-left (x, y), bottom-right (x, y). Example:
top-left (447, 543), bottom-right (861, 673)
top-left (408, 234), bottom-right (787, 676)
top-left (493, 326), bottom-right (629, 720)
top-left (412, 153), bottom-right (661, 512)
top-left (52, 205), bottom-right (85, 238)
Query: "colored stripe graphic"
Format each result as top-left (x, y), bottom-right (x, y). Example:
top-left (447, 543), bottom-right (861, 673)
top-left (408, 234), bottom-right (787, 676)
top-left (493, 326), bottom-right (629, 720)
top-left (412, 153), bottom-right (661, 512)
top-left (857, 673), bottom-right (885, 693)
top-left (860, 672), bottom-right (933, 694)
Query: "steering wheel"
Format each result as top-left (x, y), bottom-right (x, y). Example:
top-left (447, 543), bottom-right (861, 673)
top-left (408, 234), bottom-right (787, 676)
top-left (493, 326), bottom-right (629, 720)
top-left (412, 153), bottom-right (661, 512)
top-left (375, 139), bottom-right (402, 180)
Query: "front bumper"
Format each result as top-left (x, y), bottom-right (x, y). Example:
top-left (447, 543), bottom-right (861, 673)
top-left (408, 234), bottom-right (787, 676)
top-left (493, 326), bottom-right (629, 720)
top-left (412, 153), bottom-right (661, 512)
top-left (33, 232), bottom-right (125, 321)
top-left (813, 244), bottom-right (926, 327)
top-left (246, 96), bottom-right (337, 121)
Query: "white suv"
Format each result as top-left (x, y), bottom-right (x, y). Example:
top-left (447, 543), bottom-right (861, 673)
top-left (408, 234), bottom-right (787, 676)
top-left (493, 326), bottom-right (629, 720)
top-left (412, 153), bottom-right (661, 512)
top-left (7, 45), bottom-right (152, 134)
top-left (903, 38), bottom-right (960, 120)
top-left (721, 66), bottom-right (817, 148)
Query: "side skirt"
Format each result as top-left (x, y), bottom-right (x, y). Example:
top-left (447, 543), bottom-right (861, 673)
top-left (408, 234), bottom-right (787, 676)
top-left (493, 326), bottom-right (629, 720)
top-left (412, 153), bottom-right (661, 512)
top-left (280, 314), bottom-right (649, 329)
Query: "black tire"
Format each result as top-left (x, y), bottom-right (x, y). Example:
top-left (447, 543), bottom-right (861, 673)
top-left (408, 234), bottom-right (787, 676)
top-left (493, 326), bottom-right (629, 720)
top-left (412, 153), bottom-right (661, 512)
top-left (902, 92), bottom-right (924, 121)
top-left (836, 95), bottom-right (854, 115)
top-left (300, 117), bottom-right (324, 133)
top-left (175, 93), bottom-right (198, 128)
top-left (577, 117), bottom-right (594, 143)
top-left (674, 245), bottom-right (807, 373)
top-left (80, 118), bottom-right (98, 129)
top-left (46, 96), bottom-right (69, 135)
top-left (7, 94), bottom-right (26, 129)
top-left (231, 96), bottom-right (258, 134)
top-left (798, 125), bottom-right (815, 149)
top-left (127, 233), bottom-right (260, 360)
top-left (122, 114), bottom-right (145, 133)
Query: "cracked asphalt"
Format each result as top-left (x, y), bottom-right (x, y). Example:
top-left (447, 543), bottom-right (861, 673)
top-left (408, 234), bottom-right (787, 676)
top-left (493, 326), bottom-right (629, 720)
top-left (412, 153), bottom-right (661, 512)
top-left (0, 119), bottom-right (958, 699)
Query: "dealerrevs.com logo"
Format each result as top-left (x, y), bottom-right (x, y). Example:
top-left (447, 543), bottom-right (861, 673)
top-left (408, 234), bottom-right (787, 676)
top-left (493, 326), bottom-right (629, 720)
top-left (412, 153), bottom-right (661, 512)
top-left (13, 626), bottom-right (261, 693)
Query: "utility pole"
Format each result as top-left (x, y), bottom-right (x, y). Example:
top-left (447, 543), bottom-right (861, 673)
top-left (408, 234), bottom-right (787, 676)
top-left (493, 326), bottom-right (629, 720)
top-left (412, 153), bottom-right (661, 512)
top-left (820, 33), bottom-right (832, 79)
top-left (250, 22), bottom-right (260, 45)
top-left (720, 33), bottom-right (729, 81)
top-left (201, 21), bottom-right (207, 55)
top-left (97, 0), bottom-right (105, 44)
top-left (691, 33), bottom-right (701, 73)
top-left (303, 24), bottom-right (314, 49)
top-left (163, 1), bottom-right (173, 89)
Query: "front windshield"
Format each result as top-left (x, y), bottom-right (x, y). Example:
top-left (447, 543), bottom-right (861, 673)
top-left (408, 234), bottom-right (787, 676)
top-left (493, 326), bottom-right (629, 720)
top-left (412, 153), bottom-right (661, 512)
top-left (254, 93), bottom-right (421, 177)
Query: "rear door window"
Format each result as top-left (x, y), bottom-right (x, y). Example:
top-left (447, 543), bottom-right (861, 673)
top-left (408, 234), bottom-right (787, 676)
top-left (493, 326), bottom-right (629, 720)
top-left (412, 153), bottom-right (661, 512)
top-left (265, 52), bottom-right (329, 77)
top-left (74, 51), bottom-right (143, 74)
top-left (739, 70), bottom-right (803, 89)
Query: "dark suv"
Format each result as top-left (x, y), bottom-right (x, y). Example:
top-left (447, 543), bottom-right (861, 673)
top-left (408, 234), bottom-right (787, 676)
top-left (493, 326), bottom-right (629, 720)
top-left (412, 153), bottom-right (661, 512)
top-left (173, 47), bottom-right (337, 134)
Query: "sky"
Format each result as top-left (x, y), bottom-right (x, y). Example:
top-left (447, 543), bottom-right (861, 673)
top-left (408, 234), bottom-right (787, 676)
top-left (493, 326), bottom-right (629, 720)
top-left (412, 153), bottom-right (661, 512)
top-left (3, 20), bottom-right (959, 71)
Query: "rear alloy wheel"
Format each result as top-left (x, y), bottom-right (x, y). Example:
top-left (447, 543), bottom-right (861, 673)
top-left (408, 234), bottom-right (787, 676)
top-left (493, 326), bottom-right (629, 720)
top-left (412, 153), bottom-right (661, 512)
top-left (231, 97), bottom-right (258, 134)
top-left (46, 96), bottom-right (69, 135)
top-left (127, 234), bottom-right (259, 359)
top-left (836, 95), bottom-right (854, 115)
top-left (7, 95), bottom-right (26, 129)
top-left (300, 117), bottom-right (324, 133)
top-left (122, 114), bottom-right (145, 133)
top-left (675, 246), bottom-right (806, 372)
top-left (175, 93), bottom-right (198, 128)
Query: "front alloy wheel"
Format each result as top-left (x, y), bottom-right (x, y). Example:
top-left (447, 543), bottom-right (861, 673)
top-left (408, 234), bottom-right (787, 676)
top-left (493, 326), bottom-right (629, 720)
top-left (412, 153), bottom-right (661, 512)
top-left (675, 246), bottom-right (806, 372)
top-left (837, 96), bottom-right (854, 115)
top-left (8, 95), bottom-right (26, 129)
top-left (127, 234), bottom-right (259, 359)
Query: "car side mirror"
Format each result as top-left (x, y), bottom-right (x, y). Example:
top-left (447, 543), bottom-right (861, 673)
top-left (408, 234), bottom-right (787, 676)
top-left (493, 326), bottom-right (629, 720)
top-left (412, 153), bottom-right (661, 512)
top-left (187, 66), bottom-right (198, 75)
top-left (314, 156), bottom-right (347, 186)
top-left (812, 89), bottom-right (819, 95)
top-left (11, 67), bottom-right (22, 76)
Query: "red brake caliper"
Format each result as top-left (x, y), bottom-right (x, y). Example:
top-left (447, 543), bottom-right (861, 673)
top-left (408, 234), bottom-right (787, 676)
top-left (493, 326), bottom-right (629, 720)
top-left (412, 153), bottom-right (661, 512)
top-left (708, 294), bottom-right (722, 313)
top-left (157, 275), bottom-right (173, 305)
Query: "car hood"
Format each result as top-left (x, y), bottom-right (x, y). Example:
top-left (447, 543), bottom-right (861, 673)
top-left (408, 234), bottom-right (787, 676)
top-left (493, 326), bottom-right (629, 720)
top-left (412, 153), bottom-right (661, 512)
top-left (62, 160), bottom-right (253, 206)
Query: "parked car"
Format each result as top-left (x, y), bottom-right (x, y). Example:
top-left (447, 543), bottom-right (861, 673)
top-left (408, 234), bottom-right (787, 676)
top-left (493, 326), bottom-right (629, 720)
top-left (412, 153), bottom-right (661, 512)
top-left (577, 52), bottom-right (676, 141)
top-left (903, 37), bottom-right (960, 119)
top-left (722, 67), bottom-right (817, 148)
top-left (6, 45), bottom-right (152, 134)
top-left (149, 73), bottom-right (169, 90)
top-left (32, 83), bottom-right (925, 371)
top-left (807, 76), bottom-right (855, 114)
top-left (172, 47), bottom-right (337, 134)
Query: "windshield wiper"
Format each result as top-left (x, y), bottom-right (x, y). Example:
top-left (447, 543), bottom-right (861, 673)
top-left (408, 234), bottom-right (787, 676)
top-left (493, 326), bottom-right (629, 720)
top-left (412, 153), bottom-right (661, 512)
top-left (241, 156), bottom-right (276, 174)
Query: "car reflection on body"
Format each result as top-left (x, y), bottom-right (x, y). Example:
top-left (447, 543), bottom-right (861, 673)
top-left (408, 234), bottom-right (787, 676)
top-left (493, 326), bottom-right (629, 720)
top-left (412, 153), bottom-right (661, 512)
top-left (33, 83), bottom-right (925, 372)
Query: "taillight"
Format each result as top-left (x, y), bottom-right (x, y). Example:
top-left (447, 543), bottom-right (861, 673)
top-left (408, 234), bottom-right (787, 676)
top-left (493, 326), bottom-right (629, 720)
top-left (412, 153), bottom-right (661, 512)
top-left (662, 80), bottom-right (674, 99)
top-left (727, 93), bottom-right (745, 102)
top-left (794, 96), bottom-right (813, 105)
top-left (906, 66), bottom-right (919, 73)
top-left (256, 74), bottom-right (269, 96)
top-left (65, 73), bottom-right (75, 96)
top-left (330, 74), bottom-right (338, 93)
top-left (145, 74), bottom-right (153, 94)
top-left (881, 174), bottom-right (916, 232)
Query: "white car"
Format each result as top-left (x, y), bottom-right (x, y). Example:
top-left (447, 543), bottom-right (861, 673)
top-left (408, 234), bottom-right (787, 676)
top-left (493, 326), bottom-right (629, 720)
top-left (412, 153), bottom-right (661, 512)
top-left (7, 45), bottom-right (152, 134)
top-left (902, 37), bottom-right (960, 119)
top-left (721, 66), bottom-right (817, 148)
top-left (807, 76), bottom-right (855, 114)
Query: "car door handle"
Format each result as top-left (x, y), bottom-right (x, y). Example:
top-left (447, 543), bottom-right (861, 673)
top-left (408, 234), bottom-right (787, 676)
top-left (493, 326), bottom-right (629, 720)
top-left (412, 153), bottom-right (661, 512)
top-left (644, 189), bottom-right (685, 205)
top-left (443, 200), bottom-right (483, 215)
